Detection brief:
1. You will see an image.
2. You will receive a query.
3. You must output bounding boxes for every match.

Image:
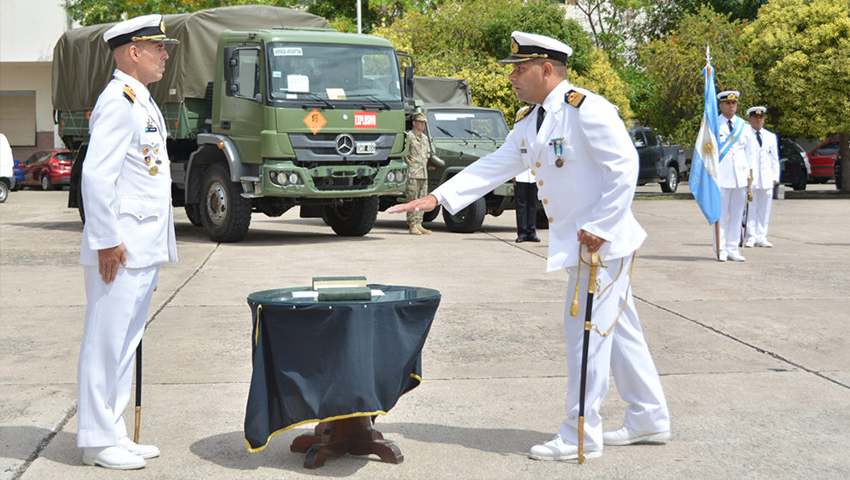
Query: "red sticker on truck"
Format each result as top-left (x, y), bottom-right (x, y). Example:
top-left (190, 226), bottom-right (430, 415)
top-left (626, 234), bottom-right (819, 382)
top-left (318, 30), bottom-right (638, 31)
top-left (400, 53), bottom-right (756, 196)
top-left (354, 111), bottom-right (377, 129)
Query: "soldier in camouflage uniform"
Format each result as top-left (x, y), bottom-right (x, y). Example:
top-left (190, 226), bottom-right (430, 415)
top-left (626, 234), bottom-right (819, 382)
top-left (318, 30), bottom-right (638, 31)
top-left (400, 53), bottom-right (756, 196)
top-left (405, 112), bottom-right (432, 235)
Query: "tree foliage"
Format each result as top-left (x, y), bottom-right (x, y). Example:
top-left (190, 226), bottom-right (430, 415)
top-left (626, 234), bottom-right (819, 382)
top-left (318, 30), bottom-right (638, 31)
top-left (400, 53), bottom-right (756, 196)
top-left (637, 5), bottom-right (756, 145)
top-left (374, 0), bottom-right (631, 126)
top-left (745, 0), bottom-right (850, 191)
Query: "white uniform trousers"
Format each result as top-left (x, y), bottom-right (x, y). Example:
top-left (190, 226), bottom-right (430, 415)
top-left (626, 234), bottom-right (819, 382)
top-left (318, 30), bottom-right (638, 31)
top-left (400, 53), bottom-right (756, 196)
top-left (558, 256), bottom-right (670, 451)
top-left (718, 187), bottom-right (748, 255)
top-left (746, 188), bottom-right (773, 243)
top-left (77, 265), bottom-right (159, 447)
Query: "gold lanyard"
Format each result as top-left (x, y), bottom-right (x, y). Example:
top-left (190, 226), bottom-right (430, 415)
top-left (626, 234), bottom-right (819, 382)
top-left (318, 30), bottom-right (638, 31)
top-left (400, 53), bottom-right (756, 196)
top-left (569, 247), bottom-right (637, 337)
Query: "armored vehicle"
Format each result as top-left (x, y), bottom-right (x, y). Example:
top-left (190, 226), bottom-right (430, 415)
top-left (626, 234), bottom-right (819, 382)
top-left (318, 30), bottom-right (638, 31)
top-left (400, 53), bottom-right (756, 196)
top-left (386, 76), bottom-right (516, 233)
top-left (54, 5), bottom-right (412, 242)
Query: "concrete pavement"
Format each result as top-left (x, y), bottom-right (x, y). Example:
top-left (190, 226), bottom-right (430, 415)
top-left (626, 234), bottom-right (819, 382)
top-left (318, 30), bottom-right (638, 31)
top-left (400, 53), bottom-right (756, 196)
top-left (1, 185), bottom-right (848, 479)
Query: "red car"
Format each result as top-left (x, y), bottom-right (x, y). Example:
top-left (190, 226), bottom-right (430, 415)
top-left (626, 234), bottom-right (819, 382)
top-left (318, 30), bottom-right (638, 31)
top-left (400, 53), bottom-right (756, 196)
top-left (21, 149), bottom-right (74, 190)
top-left (807, 139), bottom-right (840, 183)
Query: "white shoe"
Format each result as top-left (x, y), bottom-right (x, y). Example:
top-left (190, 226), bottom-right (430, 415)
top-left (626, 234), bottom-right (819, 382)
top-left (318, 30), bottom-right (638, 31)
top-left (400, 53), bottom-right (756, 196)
top-left (118, 436), bottom-right (160, 459)
top-left (756, 239), bottom-right (773, 248)
top-left (727, 250), bottom-right (746, 262)
top-left (603, 426), bottom-right (671, 446)
top-left (82, 446), bottom-right (146, 470)
top-left (717, 251), bottom-right (728, 262)
top-left (744, 238), bottom-right (755, 248)
top-left (529, 435), bottom-right (602, 461)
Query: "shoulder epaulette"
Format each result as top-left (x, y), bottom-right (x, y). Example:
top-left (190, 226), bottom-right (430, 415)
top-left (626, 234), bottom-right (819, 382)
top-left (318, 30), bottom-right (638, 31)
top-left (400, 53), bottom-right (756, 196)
top-left (123, 85), bottom-right (136, 104)
top-left (514, 106), bottom-right (532, 123)
top-left (565, 90), bottom-right (585, 108)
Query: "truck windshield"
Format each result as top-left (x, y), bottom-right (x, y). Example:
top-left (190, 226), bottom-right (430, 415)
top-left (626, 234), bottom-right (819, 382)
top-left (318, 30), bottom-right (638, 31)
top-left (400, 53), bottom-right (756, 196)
top-left (427, 110), bottom-right (510, 140)
top-left (267, 42), bottom-right (402, 107)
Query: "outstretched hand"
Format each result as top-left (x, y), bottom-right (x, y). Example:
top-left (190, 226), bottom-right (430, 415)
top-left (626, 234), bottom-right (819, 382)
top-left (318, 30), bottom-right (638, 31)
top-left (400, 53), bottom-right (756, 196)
top-left (387, 194), bottom-right (439, 214)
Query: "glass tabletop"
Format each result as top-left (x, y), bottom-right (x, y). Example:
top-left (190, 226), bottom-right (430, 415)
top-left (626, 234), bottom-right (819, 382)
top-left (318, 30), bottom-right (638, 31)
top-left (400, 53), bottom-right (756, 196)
top-left (247, 284), bottom-right (440, 306)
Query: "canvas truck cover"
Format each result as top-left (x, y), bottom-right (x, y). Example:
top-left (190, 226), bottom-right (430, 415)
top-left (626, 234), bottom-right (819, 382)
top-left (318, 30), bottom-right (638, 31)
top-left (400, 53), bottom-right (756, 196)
top-left (52, 5), bottom-right (330, 111)
top-left (413, 76), bottom-right (472, 107)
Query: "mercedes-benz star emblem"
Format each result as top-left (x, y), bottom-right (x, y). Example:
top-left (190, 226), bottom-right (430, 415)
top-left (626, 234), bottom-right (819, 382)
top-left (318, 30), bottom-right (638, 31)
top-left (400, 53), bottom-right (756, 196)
top-left (335, 134), bottom-right (355, 156)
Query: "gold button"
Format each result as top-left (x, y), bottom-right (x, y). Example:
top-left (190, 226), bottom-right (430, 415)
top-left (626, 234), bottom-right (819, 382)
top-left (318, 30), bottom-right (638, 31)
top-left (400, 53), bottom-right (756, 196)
top-left (543, 199), bottom-right (548, 205)
top-left (548, 217), bottom-right (554, 223)
top-left (538, 180), bottom-right (543, 186)
top-left (535, 162), bottom-right (541, 167)
top-left (531, 170), bottom-right (536, 176)
top-left (138, 215), bottom-right (143, 219)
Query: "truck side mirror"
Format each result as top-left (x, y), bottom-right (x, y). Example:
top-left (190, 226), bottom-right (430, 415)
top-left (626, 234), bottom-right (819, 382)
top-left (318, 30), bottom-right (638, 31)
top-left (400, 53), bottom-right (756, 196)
top-left (403, 66), bottom-right (415, 99)
top-left (223, 47), bottom-right (239, 96)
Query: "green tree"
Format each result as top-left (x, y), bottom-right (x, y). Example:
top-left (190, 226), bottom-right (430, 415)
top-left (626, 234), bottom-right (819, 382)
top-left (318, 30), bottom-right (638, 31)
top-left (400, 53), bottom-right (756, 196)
top-left (64, 0), bottom-right (299, 26)
top-left (374, 0), bottom-right (631, 126)
top-left (638, 5), bottom-right (756, 145)
top-left (745, 0), bottom-right (850, 191)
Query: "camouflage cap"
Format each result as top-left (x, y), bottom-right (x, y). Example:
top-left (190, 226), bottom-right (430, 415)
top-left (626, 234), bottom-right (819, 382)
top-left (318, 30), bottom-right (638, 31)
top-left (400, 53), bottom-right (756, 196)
top-left (412, 112), bottom-right (427, 122)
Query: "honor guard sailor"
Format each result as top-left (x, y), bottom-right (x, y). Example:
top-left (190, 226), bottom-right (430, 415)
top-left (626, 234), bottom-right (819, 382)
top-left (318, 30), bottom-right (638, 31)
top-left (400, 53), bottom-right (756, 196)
top-left (388, 31), bottom-right (670, 461)
top-left (744, 106), bottom-right (779, 248)
top-left (715, 90), bottom-right (757, 262)
top-left (77, 14), bottom-right (179, 470)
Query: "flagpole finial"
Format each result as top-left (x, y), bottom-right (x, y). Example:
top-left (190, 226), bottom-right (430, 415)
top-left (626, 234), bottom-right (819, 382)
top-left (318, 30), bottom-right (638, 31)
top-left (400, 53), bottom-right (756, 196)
top-left (706, 44), bottom-right (712, 64)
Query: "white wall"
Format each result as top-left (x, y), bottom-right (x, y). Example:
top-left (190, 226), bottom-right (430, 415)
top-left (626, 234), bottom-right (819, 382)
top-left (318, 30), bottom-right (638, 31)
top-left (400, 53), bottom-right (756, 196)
top-left (0, 0), bottom-right (73, 150)
top-left (0, 0), bottom-right (71, 63)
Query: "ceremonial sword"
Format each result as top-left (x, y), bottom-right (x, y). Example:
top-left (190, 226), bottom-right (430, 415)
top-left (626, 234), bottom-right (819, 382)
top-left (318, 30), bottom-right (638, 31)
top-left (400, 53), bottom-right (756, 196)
top-left (577, 252), bottom-right (600, 464)
top-left (134, 340), bottom-right (142, 443)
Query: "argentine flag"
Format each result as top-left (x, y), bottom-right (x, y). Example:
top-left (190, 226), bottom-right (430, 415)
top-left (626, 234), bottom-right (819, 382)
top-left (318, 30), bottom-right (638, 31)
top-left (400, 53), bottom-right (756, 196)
top-left (688, 50), bottom-right (721, 225)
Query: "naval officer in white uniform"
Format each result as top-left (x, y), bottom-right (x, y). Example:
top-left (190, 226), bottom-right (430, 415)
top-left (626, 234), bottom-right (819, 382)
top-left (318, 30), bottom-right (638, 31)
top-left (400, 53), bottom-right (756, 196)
top-left (77, 14), bottom-right (178, 470)
top-left (744, 106), bottom-right (779, 248)
top-left (389, 31), bottom-right (670, 461)
top-left (715, 90), bottom-right (756, 262)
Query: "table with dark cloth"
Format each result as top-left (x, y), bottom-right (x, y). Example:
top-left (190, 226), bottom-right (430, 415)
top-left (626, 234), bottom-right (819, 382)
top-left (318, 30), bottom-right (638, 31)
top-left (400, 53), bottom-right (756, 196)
top-left (244, 285), bottom-right (440, 468)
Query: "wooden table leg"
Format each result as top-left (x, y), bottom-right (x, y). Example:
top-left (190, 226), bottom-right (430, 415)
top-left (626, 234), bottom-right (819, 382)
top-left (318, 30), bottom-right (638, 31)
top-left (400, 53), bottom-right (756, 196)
top-left (290, 416), bottom-right (403, 469)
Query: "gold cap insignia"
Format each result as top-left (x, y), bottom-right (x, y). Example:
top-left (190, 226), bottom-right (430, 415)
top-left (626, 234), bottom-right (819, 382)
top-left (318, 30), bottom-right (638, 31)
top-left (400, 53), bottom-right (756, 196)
top-left (728, 93), bottom-right (737, 100)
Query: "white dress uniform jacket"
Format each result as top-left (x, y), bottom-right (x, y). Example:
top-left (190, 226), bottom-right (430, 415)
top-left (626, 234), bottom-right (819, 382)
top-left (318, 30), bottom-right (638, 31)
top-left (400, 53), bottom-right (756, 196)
top-left (745, 125), bottom-right (780, 189)
top-left (433, 81), bottom-right (645, 271)
top-left (717, 115), bottom-right (754, 189)
top-left (80, 69), bottom-right (178, 267)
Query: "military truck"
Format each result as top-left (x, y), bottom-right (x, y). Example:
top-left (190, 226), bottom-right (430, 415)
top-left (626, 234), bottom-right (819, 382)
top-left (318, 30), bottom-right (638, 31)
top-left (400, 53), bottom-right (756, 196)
top-left (385, 76), bottom-right (516, 233)
top-left (53, 5), bottom-right (412, 242)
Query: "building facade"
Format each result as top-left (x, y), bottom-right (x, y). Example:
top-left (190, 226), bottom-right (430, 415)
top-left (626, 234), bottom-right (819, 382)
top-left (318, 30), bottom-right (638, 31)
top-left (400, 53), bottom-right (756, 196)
top-left (0, 0), bottom-right (75, 160)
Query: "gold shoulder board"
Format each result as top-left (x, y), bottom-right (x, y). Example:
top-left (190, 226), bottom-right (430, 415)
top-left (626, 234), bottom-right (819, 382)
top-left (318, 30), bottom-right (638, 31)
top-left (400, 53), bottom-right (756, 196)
top-left (565, 90), bottom-right (585, 108)
top-left (123, 85), bottom-right (136, 104)
top-left (514, 106), bottom-right (532, 123)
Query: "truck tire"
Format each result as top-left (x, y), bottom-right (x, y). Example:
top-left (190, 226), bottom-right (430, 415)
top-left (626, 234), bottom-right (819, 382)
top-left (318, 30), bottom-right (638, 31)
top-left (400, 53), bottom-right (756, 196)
top-left (0, 181), bottom-right (8, 203)
top-left (660, 167), bottom-right (678, 193)
top-left (442, 197), bottom-right (485, 233)
top-left (185, 204), bottom-right (203, 226)
top-left (324, 196), bottom-right (378, 236)
top-left (423, 205), bottom-right (440, 223)
top-left (200, 163), bottom-right (251, 242)
top-left (41, 175), bottom-right (54, 191)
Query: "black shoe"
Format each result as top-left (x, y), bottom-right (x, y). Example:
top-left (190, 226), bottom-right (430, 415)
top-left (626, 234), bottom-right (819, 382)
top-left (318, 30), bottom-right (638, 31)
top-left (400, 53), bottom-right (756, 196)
top-left (515, 237), bottom-right (525, 243)
top-left (526, 234), bottom-right (541, 242)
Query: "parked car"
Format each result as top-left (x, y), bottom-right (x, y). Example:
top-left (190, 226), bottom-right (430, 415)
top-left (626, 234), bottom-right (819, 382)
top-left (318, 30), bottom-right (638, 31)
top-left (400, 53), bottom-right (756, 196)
top-left (778, 138), bottom-right (810, 191)
top-left (21, 149), bottom-right (74, 190)
top-left (807, 139), bottom-right (839, 183)
top-left (836, 149), bottom-right (843, 190)
top-left (629, 127), bottom-right (687, 193)
top-left (0, 133), bottom-right (14, 202)
top-left (12, 159), bottom-right (24, 191)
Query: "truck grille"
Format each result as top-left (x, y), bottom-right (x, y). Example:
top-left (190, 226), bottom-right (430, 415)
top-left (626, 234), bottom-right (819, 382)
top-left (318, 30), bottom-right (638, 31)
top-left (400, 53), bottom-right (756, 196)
top-left (289, 133), bottom-right (394, 162)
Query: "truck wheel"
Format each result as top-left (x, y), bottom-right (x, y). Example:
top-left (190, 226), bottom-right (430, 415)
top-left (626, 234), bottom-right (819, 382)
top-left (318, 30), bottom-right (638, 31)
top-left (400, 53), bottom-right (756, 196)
top-left (0, 181), bottom-right (8, 203)
top-left (324, 196), bottom-right (378, 236)
top-left (660, 167), bottom-right (678, 193)
top-left (184, 204), bottom-right (203, 226)
top-left (200, 163), bottom-right (251, 242)
top-left (423, 205), bottom-right (440, 223)
top-left (41, 175), bottom-right (54, 191)
top-left (442, 197), bottom-right (485, 233)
